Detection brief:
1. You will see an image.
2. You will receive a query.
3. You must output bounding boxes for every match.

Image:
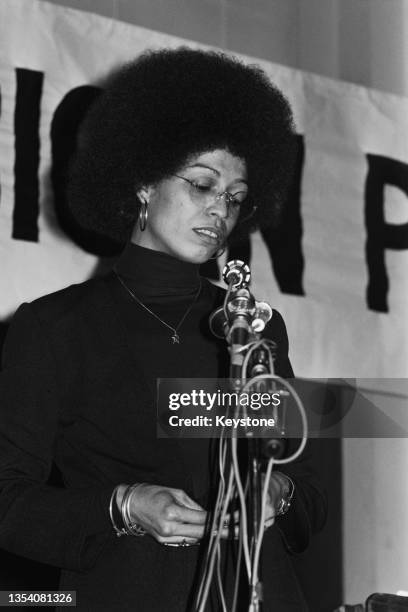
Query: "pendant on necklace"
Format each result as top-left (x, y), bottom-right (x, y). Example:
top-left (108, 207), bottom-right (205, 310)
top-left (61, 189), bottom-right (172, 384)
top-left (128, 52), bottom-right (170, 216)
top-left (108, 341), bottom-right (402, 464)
top-left (172, 332), bottom-right (180, 344)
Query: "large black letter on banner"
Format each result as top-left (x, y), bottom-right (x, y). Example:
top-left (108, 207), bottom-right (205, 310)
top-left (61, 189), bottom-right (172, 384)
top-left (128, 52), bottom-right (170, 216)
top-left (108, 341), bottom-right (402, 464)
top-left (365, 154), bottom-right (408, 312)
top-left (13, 68), bottom-right (44, 242)
top-left (260, 134), bottom-right (305, 295)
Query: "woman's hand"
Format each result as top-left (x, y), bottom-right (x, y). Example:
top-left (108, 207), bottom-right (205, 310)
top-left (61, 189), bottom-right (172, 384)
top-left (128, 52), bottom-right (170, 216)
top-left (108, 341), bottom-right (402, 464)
top-left (216, 472), bottom-right (294, 537)
top-left (117, 484), bottom-right (207, 545)
top-left (263, 471), bottom-right (294, 527)
top-left (115, 474), bottom-right (292, 545)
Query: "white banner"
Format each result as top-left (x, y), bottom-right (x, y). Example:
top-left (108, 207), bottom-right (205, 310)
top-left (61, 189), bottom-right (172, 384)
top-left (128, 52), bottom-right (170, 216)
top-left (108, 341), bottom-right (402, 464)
top-left (0, 0), bottom-right (407, 378)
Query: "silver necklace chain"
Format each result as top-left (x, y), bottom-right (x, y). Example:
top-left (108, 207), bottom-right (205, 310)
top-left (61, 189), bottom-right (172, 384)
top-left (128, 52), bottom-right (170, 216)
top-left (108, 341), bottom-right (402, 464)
top-left (114, 272), bottom-right (202, 344)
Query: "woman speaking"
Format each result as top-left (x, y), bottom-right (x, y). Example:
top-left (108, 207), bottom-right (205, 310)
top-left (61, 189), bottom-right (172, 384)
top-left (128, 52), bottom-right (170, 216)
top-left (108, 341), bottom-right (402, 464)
top-left (0, 48), bottom-right (326, 610)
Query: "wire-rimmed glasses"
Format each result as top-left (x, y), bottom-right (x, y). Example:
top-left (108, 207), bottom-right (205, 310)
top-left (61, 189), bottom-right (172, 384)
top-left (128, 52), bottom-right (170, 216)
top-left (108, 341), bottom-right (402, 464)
top-left (172, 175), bottom-right (257, 223)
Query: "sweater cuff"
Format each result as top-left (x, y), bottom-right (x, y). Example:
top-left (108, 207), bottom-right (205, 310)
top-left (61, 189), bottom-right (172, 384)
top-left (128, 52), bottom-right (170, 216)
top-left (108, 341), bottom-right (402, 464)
top-left (77, 486), bottom-right (115, 572)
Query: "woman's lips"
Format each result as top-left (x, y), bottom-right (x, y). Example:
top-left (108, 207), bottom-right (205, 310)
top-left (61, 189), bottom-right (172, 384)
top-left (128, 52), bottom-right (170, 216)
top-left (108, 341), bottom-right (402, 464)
top-left (193, 227), bottom-right (224, 245)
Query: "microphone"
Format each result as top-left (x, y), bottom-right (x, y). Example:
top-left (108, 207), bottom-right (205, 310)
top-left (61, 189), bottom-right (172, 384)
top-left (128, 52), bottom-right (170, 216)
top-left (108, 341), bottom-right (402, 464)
top-left (222, 260), bottom-right (251, 288)
top-left (209, 260), bottom-right (250, 339)
top-left (209, 260), bottom-right (273, 338)
top-left (229, 313), bottom-right (252, 387)
top-left (209, 301), bottom-right (273, 337)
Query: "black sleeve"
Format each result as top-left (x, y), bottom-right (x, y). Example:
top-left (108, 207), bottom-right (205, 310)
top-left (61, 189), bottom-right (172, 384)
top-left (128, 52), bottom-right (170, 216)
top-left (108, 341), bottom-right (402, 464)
top-left (265, 309), bottom-right (328, 553)
top-left (0, 303), bottom-right (114, 572)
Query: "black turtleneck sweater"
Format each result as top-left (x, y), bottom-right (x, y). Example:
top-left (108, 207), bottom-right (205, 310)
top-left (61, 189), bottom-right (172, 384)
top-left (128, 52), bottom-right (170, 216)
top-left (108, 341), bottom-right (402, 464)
top-left (112, 242), bottom-right (230, 504)
top-left (0, 243), bottom-right (326, 611)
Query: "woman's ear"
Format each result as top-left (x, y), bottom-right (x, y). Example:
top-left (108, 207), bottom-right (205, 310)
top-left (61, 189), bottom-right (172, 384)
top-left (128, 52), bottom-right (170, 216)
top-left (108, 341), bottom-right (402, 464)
top-left (136, 185), bottom-right (153, 205)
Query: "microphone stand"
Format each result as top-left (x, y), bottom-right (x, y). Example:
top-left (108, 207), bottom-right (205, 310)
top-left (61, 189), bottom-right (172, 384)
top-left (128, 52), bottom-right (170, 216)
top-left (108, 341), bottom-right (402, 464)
top-left (218, 261), bottom-right (273, 612)
top-left (196, 260), bottom-right (306, 612)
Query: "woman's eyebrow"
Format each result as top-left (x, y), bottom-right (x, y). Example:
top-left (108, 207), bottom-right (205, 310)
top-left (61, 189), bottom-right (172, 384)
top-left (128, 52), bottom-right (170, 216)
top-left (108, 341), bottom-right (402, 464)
top-left (186, 163), bottom-right (248, 184)
top-left (186, 163), bottom-right (220, 175)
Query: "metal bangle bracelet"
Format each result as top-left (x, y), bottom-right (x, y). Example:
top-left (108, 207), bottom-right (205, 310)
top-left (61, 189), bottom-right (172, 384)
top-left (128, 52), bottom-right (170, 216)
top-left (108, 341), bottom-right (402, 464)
top-left (122, 484), bottom-right (146, 536)
top-left (109, 484), bottom-right (128, 537)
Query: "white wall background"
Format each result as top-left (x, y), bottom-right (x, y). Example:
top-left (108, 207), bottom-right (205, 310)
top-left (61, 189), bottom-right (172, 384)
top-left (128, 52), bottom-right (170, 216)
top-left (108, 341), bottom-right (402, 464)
top-left (35, 0), bottom-right (408, 606)
top-left (41, 0), bottom-right (408, 97)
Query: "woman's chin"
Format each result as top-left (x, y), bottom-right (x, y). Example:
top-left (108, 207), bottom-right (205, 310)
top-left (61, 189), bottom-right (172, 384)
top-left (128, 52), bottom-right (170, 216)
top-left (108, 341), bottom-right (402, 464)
top-left (180, 253), bottom-right (213, 265)
top-left (176, 244), bottom-right (218, 264)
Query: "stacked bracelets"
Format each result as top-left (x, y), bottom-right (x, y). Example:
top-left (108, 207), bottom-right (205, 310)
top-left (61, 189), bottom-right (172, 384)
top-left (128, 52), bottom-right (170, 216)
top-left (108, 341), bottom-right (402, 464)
top-left (109, 484), bottom-right (146, 537)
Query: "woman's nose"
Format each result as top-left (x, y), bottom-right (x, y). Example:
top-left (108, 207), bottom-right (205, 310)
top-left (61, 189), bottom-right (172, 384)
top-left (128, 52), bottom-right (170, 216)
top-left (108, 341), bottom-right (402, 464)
top-left (207, 193), bottom-right (230, 219)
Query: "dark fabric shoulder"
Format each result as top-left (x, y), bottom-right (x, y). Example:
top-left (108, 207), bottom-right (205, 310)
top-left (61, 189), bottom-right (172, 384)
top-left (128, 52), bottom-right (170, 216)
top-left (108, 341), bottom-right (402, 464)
top-left (2, 273), bottom-right (117, 388)
top-left (27, 275), bottom-right (109, 325)
top-left (1, 273), bottom-right (112, 387)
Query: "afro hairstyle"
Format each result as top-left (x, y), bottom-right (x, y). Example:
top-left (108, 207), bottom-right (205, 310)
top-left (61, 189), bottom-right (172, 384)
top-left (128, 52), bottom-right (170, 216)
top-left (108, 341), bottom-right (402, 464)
top-left (68, 46), bottom-right (297, 244)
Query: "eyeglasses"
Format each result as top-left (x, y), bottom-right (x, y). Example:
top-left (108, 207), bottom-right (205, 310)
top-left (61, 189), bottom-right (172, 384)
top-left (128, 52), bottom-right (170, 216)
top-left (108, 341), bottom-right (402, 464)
top-left (172, 174), bottom-right (257, 222)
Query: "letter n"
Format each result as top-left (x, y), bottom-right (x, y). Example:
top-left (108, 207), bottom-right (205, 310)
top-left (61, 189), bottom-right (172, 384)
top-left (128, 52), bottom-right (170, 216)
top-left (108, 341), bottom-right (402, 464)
top-left (260, 134), bottom-right (305, 295)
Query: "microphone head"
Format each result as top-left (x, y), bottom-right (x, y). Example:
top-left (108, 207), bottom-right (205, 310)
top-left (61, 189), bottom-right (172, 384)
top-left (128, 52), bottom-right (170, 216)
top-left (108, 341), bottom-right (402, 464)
top-left (222, 260), bottom-right (251, 288)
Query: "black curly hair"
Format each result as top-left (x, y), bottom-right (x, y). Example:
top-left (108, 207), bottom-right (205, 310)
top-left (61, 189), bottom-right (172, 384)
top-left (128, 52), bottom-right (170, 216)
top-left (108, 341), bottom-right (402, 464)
top-left (68, 47), bottom-right (297, 243)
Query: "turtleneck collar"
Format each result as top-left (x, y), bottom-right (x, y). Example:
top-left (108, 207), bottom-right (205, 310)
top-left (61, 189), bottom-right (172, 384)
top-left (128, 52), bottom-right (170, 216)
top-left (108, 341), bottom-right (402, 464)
top-left (114, 242), bottom-right (201, 300)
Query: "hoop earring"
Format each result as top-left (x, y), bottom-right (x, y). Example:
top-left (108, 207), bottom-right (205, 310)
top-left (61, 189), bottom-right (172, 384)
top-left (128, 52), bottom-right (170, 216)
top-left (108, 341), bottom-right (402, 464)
top-left (138, 199), bottom-right (148, 231)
